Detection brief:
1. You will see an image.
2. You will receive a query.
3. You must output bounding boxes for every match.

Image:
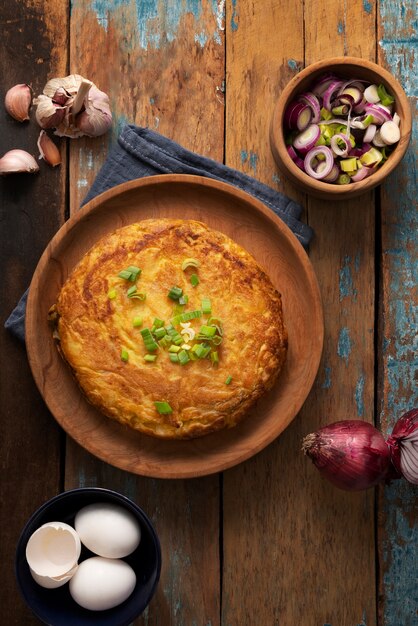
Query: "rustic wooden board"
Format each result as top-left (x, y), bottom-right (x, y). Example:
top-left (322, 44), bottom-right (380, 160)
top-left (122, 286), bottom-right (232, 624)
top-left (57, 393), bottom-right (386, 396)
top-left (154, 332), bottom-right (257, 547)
top-left (0, 0), bottom-right (68, 622)
top-left (377, 1), bottom-right (418, 623)
top-left (67, 1), bottom-right (225, 623)
top-left (223, 1), bottom-right (377, 624)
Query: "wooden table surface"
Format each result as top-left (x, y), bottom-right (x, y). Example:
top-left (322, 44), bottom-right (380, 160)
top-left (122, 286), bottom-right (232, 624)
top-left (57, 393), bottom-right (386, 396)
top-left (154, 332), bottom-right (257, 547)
top-left (1, 1), bottom-right (417, 624)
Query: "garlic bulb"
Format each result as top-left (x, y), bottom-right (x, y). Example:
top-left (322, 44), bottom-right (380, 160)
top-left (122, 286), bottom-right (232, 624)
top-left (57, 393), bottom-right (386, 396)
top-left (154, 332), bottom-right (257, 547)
top-left (37, 131), bottom-right (61, 167)
top-left (0, 149), bottom-right (39, 175)
top-left (4, 84), bottom-right (33, 122)
top-left (34, 74), bottom-right (112, 138)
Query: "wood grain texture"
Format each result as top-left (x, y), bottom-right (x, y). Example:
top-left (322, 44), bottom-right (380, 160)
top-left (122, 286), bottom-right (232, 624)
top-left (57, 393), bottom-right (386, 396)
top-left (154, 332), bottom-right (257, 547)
top-left (67, 2), bottom-right (225, 623)
top-left (0, 0), bottom-right (68, 622)
top-left (377, 1), bottom-right (418, 623)
top-left (223, 1), bottom-right (377, 624)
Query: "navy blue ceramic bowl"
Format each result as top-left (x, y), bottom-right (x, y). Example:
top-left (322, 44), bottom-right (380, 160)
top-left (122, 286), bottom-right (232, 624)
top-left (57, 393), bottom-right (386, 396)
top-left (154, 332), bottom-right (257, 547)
top-left (15, 488), bottom-right (161, 626)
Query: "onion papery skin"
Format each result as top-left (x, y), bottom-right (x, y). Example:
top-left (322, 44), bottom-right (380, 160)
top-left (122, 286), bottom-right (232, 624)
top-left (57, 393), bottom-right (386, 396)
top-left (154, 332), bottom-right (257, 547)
top-left (386, 408), bottom-right (418, 484)
top-left (302, 420), bottom-right (391, 491)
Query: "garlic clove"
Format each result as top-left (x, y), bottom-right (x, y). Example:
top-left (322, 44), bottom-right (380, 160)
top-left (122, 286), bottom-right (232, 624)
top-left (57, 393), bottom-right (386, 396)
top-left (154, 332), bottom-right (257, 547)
top-left (0, 149), bottom-right (39, 175)
top-left (52, 87), bottom-right (71, 106)
top-left (34, 94), bottom-right (66, 130)
top-left (76, 105), bottom-right (112, 137)
top-left (4, 84), bottom-right (33, 122)
top-left (37, 130), bottom-right (61, 167)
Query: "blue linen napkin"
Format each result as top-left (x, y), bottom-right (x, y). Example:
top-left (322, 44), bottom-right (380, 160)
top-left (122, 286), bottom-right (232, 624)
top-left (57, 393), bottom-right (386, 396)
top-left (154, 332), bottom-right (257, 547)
top-left (5, 124), bottom-right (313, 343)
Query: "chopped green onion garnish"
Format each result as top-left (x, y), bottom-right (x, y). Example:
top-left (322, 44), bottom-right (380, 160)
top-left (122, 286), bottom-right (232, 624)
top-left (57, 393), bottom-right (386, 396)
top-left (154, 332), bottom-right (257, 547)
top-left (169, 353), bottom-right (179, 363)
top-left (107, 289), bottom-right (117, 299)
top-left (171, 310), bottom-right (202, 325)
top-left (212, 335), bottom-right (223, 345)
top-left (192, 343), bottom-right (211, 359)
top-left (153, 318), bottom-right (164, 328)
top-left (154, 401), bottom-right (172, 414)
top-left (154, 327), bottom-right (166, 340)
top-left (133, 316), bottom-right (143, 327)
top-left (121, 349), bottom-right (129, 362)
top-left (225, 375), bottom-right (232, 385)
top-left (190, 273), bottom-right (200, 287)
top-left (377, 83), bottom-right (394, 106)
top-left (140, 328), bottom-right (158, 352)
top-left (127, 286), bottom-right (147, 300)
top-left (179, 294), bottom-right (189, 305)
top-left (320, 107), bottom-right (332, 121)
top-left (158, 335), bottom-right (171, 349)
top-left (210, 351), bottom-right (219, 366)
top-left (118, 269), bottom-right (134, 281)
top-left (337, 173), bottom-right (351, 185)
top-left (168, 345), bottom-right (181, 353)
top-left (118, 266), bottom-right (141, 282)
top-left (127, 285), bottom-right (138, 297)
top-left (198, 324), bottom-right (217, 337)
top-left (201, 297), bottom-right (211, 314)
top-left (168, 286), bottom-right (183, 300)
top-left (144, 354), bottom-right (157, 362)
top-left (182, 258), bottom-right (200, 271)
top-left (178, 350), bottom-right (190, 365)
top-left (165, 325), bottom-right (183, 345)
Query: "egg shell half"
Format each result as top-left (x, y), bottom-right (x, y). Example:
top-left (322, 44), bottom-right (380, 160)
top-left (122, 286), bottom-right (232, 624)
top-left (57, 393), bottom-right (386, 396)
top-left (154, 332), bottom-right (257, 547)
top-left (74, 502), bottom-right (141, 558)
top-left (25, 521), bottom-right (81, 587)
top-left (69, 557), bottom-right (137, 611)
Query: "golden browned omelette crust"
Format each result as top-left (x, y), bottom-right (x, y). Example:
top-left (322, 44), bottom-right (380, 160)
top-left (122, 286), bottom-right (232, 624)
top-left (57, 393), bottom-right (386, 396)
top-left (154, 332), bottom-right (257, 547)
top-left (51, 219), bottom-right (287, 439)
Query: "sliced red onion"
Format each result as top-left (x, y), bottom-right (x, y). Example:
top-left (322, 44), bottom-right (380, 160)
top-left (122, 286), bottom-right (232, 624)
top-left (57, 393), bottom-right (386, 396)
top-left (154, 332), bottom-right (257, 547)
top-left (339, 87), bottom-right (362, 106)
top-left (365, 103), bottom-right (392, 124)
top-left (293, 124), bottom-right (320, 154)
top-left (322, 80), bottom-right (344, 111)
top-left (287, 145), bottom-right (299, 161)
top-left (294, 156), bottom-right (305, 170)
top-left (284, 101), bottom-right (313, 131)
top-left (322, 163), bottom-right (340, 182)
top-left (311, 73), bottom-right (339, 96)
top-left (297, 92), bottom-right (321, 123)
top-left (330, 133), bottom-right (351, 157)
top-left (353, 97), bottom-right (367, 114)
top-left (337, 79), bottom-right (367, 95)
top-left (350, 164), bottom-right (376, 182)
top-left (363, 124), bottom-right (377, 143)
top-left (304, 146), bottom-right (334, 179)
top-left (349, 143), bottom-right (371, 157)
top-left (387, 408), bottom-right (418, 485)
top-left (302, 420), bottom-right (391, 491)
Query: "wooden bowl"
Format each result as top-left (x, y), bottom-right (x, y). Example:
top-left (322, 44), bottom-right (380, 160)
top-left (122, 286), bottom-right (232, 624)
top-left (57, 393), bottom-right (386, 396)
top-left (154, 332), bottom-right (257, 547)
top-left (270, 57), bottom-right (412, 200)
top-left (26, 175), bottom-right (323, 478)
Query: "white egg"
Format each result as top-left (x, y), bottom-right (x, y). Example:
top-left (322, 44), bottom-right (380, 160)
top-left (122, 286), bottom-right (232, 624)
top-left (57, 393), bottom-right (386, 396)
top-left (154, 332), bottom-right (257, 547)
top-left (74, 502), bottom-right (141, 558)
top-left (69, 557), bottom-right (136, 611)
top-left (25, 521), bottom-right (81, 588)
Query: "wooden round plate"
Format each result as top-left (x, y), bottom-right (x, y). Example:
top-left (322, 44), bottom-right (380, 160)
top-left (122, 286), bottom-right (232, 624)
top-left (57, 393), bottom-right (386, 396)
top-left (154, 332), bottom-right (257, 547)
top-left (26, 174), bottom-right (323, 478)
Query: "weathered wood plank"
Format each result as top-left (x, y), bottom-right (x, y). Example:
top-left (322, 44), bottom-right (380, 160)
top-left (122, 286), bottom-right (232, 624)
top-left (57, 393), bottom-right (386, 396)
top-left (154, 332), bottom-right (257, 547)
top-left (377, 1), bottom-right (418, 623)
top-left (0, 0), bottom-right (68, 622)
top-left (67, 1), bottom-right (225, 623)
top-left (223, 1), bottom-right (377, 624)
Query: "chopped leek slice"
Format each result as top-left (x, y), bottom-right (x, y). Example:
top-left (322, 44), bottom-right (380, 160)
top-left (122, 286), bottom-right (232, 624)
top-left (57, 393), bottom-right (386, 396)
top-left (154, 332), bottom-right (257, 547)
top-left (179, 294), bottom-right (189, 305)
top-left (201, 297), bottom-right (211, 314)
top-left (118, 266), bottom-right (141, 282)
top-left (133, 317), bottom-right (143, 327)
top-left (377, 83), bottom-right (394, 106)
top-left (127, 285), bottom-right (138, 297)
top-left (340, 157), bottom-right (358, 172)
top-left (153, 318), bottom-right (164, 328)
top-left (144, 354), bottom-right (157, 362)
top-left (107, 289), bottom-right (117, 299)
top-left (154, 401), bottom-right (172, 414)
top-left (198, 325), bottom-right (217, 337)
top-left (225, 375), bottom-right (232, 385)
top-left (121, 349), bottom-right (129, 362)
top-left (140, 328), bottom-right (158, 352)
top-left (168, 345), bottom-right (181, 353)
top-left (153, 327), bottom-right (166, 340)
top-left (171, 310), bottom-right (202, 325)
top-left (168, 286), bottom-right (183, 300)
top-left (178, 350), bottom-right (190, 365)
top-left (211, 351), bottom-right (219, 366)
top-left (181, 258), bottom-right (200, 271)
top-left (169, 353), bottom-right (179, 363)
top-left (190, 273), bottom-right (200, 287)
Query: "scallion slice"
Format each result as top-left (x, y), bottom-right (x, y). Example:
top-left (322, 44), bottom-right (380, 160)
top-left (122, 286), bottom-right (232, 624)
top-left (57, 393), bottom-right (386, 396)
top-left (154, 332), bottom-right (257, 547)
top-left (107, 289), bottom-right (117, 299)
top-left (169, 353), bottom-right (179, 363)
top-left (192, 343), bottom-right (211, 359)
top-left (127, 285), bottom-right (138, 297)
top-left (168, 286), bottom-right (183, 300)
top-left (198, 325), bottom-right (217, 338)
top-left (153, 318), bottom-right (164, 328)
top-left (144, 354), bottom-right (157, 362)
top-left (182, 258), bottom-right (200, 271)
top-left (154, 401), bottom-right (172, 414)
top-left (118, 266), bottom-right (141, 282)
top-left (127, 286), bottom-right (146, 300)
top-left (158, 335), bottom-right (171, 349)
top-left (121, 349), bottom-right (129, 362)
top-left (225, 375), bottom-right (232, 385)
top-left (190, 273), bottom-right (200, 287)
top-left (118, 269), bottom-right (134, 281)
top-left (168, 345), bottom-right (181, 353)
top-left (153, 327), bottom-right (166, 340)
top-left (178, 349), bottom-right (190, 365)
top-left (212, 335), bottom-right (223, 346)
top-left (179, 294), bottom-right (189, 306)
top-left (140, 328), bottom-right (158, 352)
top-left (171, 310), bottom-right (202, 325)
top-left (133, 317), bottom-right (143, 327)
top-left (201, 297), bottom-right (212, 314)
top-left (210, 351), bottom-right (219, 366)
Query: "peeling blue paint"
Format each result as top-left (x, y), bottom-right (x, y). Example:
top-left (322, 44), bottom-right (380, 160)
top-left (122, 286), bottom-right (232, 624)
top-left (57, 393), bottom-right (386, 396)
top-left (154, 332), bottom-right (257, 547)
top-left (357, 609), bottom-right (367, 625)
top-left (339, 255), bottom-right (358, 301)
top-left (240, 149), bottom-right (248, 165)
top-left (149, 97), bottom-right (155, 105)
top-left (337, 327), bottom-right (352, 362)
top-left (321, 365), bottom-right (332, 389)
top-left (363, 0), bottom-right (372, 14)
top-left (337, 20), bottom-right (344, 34)
top-left (288, 58), bottom-right (298, 70)
top-left (272, 172), bottom-right (280, 184)
top-left (194, 30), bottom-right (208, 46)
top-left (248, 151), bottom-right (258, 174)
top-left (355, 373), bottom-right (365, 417)
top-left (231, 0), bottom-right (239, 31)
top-left (90, 0), bottom-right (129, 31)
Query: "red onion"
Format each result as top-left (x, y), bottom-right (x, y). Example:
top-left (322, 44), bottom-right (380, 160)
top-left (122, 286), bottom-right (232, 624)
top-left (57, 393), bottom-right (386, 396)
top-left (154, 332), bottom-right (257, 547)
top-left (322, 80), bottom-right (344, 111)
top-left (302, 420), bottom-right (391, 491)
top-left (294, 156), bottom-right (305, 170)
top-left (386, 408), bottom-right (418, 484)
top-left (330, 133), bottom-right (351, 157)
top-left (304, 146), bottom-right (334, 179)
top-left (284, 101), bottom-right (312, 131)
top-left (287, 145), bottom-right (299, 161)
top-left (338, 86), bottom-right (363, 106)
top-left (293, 124), bottom-right (320, 154)
top-left (322, 163), bottom-right (340, 182)
top-left (297, 92), bottom-right (321, 123)
top-left (349, 143), bottom-right (371, 157)
top-left (365, 103), bottom-right (392, 124)
top-left (311, 73), bottom-right (339, 96)
top-left (350, 164), bottom-right (376, 182)
top-left (353, 97), bottom-right (367, 114)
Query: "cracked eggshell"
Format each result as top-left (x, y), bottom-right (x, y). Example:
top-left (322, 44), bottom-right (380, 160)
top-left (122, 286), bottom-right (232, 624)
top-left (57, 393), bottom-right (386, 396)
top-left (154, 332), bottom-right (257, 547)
top-left (25, 521), bottom-right (81, 589)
